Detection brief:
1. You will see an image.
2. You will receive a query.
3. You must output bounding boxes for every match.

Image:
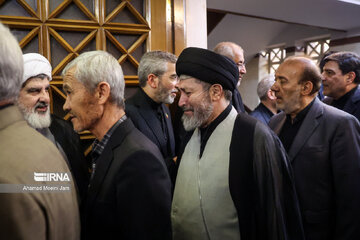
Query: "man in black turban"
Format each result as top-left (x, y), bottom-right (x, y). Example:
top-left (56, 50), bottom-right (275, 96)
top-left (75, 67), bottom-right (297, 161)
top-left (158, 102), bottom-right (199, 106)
top-left (171, 47), bottom-right (305, 240)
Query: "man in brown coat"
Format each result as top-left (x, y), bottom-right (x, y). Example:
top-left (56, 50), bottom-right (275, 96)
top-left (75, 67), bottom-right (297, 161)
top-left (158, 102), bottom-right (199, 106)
top-left (0, 23), bottom-right (80, 240)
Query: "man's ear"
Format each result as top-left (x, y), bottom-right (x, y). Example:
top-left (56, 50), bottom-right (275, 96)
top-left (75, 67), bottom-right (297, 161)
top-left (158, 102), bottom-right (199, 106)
top-left (147, 74), bottom-right (159, 89)
top-left (345, 71), bottom-right (356, 84)
top-left (209, 84), bottom-right (223, 101)
top-left (267, 89), bottom-right (276, 100)
top-left (301, 81), bottom-right (313, 95)
top-left (96, 82), bottom-right (111, 104)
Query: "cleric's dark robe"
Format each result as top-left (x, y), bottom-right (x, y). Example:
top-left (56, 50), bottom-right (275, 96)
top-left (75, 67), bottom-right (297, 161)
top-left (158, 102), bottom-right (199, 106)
top-left (49, 114), bottom-right (89, 204)
top-left (174, 106), bottom-right (304, 240)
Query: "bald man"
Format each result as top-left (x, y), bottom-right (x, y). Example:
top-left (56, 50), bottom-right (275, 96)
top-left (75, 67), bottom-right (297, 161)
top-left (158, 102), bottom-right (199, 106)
top-left (269, 56), bottom-right (360, 240)
top-left (214, 42), bottom-right (247, 113)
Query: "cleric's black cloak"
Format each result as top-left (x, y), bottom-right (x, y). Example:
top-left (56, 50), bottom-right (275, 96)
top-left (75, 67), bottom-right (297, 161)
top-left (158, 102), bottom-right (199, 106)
top-left (174, 110), bottom-right (305, 240)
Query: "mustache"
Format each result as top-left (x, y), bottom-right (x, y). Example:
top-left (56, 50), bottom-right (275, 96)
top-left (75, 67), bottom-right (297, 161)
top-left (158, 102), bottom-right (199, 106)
top-left (35, 101), bottom-right (48, 109)
top-left (182, 106), bottom-right (193, 112)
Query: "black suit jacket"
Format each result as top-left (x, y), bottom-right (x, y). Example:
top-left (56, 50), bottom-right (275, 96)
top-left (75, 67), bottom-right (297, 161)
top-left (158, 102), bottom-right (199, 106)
top-left (269, 98), bottom-right (360, 240)
top-left (126, 89), bottom-right (176, 169)
top-left (323, 85), bottom-right (360, 122)
top-left (49, 115), bottom-right (89, 203)
top-left (83, 118), bottom-right (172, 240)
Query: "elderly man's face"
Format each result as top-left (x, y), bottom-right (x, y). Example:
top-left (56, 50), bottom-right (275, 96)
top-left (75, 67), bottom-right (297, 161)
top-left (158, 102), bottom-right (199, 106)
top-left (17, 77), bottom-right (51, 129)
top-left (155, 62), bottom-right (178, 104)
top-left (272, 62), bottom-right (304, 116)
top-left (63, 68), bottom-right (101, 133)
top-left (322, 61), bottom-right (348, 99)
top-left (177, 78), bottom-right (213, 131)
top-left (233, 50), bottom-right (246, 86)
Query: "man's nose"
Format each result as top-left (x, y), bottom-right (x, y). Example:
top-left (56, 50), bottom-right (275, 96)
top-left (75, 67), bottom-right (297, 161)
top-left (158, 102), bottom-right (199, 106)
top-left (40, 89), bottom-right (50, 103)
top-left (63, 96), bottom-right (70, 111)
top-left (321, 72), bottom-right (327, 81)
top-left (271, 81), bottom-right (279, 92)
top-left (178, 93), bottom-right (187, 108)
top-left (239, 66), bottom-right (246, 75)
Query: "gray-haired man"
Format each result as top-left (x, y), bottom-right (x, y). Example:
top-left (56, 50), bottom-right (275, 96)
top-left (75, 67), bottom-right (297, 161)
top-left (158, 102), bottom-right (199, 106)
top-left (62, 50), bottom-right (172, 240)
top-left (126, 51), bottom-right (178, 170)
top-left (250, 75), bottom-right (277, 124)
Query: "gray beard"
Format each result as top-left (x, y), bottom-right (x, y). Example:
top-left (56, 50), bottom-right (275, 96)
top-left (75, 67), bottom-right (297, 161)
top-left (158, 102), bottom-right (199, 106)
top-left (181, 98), bottom-right (213, 131)
top-left (156, 83), bottom-right (176, 104)
top-left (17, 102), bottom-right (51, 129)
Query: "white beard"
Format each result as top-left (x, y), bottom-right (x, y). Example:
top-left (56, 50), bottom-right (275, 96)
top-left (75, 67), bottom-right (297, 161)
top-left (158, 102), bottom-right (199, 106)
top-left (17, 102), bottom-right (51, 129)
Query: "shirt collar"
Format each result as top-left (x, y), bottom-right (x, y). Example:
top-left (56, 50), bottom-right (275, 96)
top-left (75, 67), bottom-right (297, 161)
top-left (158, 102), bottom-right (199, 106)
top-left (333, 86), bottom-right (357, 107)
top-left (91, 114), bottom-right (127, 161)
top-left (259, 102), bottom-right (275, 117)
top-left (140, 88), bottom-right (161, 110)
top-left (286, 98), bottom-right (315, 124)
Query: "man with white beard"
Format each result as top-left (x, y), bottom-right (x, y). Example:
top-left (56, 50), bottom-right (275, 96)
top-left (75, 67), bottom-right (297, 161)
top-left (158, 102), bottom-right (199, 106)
top-left (171, 47), bottom-right (305, 240)
top-left (17, 53), bottom-right (89, 203)
top-left (126, 51), bottom-right (177, 172)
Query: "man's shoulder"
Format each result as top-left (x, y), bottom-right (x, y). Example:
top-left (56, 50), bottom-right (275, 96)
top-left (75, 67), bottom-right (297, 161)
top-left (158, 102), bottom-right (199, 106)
top-left (322, 100), bottom-right (357, 120)
top-left (349, 85), bottom-right (360, 108)
top-left (111, 119), bottom-right (163, 160)
top-left (125, 89), bottom-right (146, 107)
top-left (50, 114), bottom-right (73, 131)
top-left (269, 111), bottom-right (285, 125)
top-left (125, 92), bottom-right (151, 117)
top-left (233, 112), bottom-right (271, 138)
top-left (0, 119), bottom-right (70, 173)
top-left (249, 106), bottom-right (262, 117)
top-left (49, 114), bottom-right (80, 142)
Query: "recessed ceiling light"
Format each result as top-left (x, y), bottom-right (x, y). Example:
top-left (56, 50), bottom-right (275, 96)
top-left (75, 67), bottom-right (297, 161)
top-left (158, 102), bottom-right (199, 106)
top-left (338, 0), bottom-right (360, 5)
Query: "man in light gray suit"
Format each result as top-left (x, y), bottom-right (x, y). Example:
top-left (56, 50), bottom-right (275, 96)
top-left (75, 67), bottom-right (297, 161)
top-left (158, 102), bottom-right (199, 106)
top-left (0, 23), bottom-right (80, 240)
top-left (269, 56), bottom-right (360, 240)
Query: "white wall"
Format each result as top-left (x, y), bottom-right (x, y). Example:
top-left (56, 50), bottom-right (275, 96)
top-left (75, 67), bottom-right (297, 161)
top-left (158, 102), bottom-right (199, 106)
top-left (185, 0), bottom-right (207, 48)
top-left (208, 13), bottom-right (345, 61)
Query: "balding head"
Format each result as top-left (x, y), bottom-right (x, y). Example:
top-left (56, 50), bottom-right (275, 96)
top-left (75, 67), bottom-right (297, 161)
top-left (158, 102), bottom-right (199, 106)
top-left (214, 42), bottom-right (246, 85)
top-left (272, 56), bottom-right (322, 118)
top-left (214, 42), bottom-right (244, 60)
top-left (282, 56), bottom-right (322, 95)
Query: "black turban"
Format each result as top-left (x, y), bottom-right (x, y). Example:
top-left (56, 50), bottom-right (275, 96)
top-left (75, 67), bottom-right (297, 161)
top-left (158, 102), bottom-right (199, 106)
top-left (176, 47), bottom-right (239, 91)
top-left (176, 47), bottom-right (245, 113)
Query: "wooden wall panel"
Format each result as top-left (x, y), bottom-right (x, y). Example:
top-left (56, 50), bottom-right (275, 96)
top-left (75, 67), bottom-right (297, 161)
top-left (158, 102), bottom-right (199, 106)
top-left (0, 0), bottom-right (186, 153)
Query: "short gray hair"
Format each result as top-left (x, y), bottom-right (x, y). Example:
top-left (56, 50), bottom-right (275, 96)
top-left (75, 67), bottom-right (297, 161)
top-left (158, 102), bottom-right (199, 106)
top-left (213, 42), bottom-right (244, 61)
top-left (257, 75), bottom-right (275, 100)
top-left (62, 51), bottom-right (125, 108)
top-left (138, 51), bottom-right (177, 87)
top-left (0, 23), bottom-right (23, 102)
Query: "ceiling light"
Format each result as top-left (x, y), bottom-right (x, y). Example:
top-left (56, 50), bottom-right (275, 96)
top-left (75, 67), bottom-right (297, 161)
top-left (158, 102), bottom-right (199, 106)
top-left (338, 0), bottom-right (360, 5)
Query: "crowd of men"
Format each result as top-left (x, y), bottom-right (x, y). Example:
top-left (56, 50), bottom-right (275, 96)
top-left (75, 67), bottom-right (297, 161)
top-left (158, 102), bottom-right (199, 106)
top-left (1, 21), bottom-right (360, 240)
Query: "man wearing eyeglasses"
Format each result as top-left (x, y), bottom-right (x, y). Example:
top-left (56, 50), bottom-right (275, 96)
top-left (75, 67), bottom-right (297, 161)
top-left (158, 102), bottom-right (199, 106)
top-left (214, 41), bottom-right (247, 113)
top-left (126, 51), bottom-right (178, 172)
